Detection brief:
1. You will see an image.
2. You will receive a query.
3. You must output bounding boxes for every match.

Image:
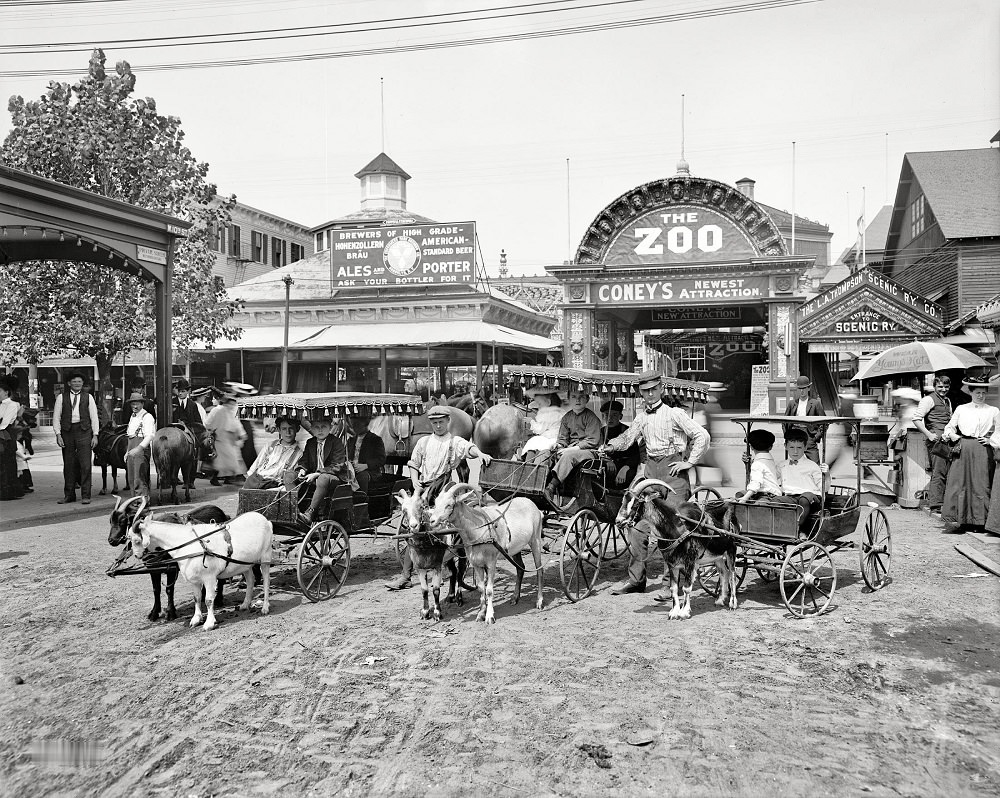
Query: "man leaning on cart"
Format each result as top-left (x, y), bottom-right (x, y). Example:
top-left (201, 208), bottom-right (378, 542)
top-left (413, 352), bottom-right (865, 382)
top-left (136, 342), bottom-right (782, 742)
top-left (599, 369), bottom-right (711, 596)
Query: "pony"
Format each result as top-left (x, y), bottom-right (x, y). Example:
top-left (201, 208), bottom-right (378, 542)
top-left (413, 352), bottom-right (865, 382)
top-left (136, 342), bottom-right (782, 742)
top-left (108, 496), bottom-right (229, 621)
top-left (94, 422), bottom-right (129, 495)
top-left (472, 404), bottom-right (525, 459)
top-left (150, 423), bottom-right (216, 505)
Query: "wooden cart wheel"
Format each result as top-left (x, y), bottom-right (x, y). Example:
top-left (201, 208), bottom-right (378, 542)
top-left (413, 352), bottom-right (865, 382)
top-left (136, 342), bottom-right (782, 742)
top-left (691, 486), bottom-right (722, 505)
top-left (696, 560), bottom-right (748, 596)
top-left (860, 508), bottom-right (892, 590)
top-left (559, 509), bottom-right (602, 602)
top-left (296, 520), bottom-right (351, 602)
top-left (747, 547), bottom-right (778, 582)
top-left (600, 519), bottom-right (630, 561)
top-left (779, 541), bottom-right (837, 618)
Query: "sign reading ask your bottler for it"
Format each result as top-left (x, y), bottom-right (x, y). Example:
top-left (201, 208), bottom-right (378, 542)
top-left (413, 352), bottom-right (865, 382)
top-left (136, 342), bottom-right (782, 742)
top-left (330, 222), bottom-right (477, 288)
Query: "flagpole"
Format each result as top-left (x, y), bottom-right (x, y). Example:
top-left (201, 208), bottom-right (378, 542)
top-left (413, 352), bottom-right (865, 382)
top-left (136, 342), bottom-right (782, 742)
top-left (791, 141), bottom-right (796, 256)
top-left (861, 186), bottom-right (866, 269)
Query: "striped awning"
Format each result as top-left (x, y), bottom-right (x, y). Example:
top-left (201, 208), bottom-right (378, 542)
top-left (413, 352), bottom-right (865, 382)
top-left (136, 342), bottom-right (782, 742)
top-left (646, 326), bottom-right (765, 336)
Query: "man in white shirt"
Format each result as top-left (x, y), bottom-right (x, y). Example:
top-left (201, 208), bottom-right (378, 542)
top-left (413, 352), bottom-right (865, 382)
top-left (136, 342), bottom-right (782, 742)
top-left (124, 392), bottom-right (157, 499)
top-left (911, 374), bottom-right (954, 515)
top-left (599, 370), bottom-right (710, 594)
top-left (52, 372), bottom-right (100, 505)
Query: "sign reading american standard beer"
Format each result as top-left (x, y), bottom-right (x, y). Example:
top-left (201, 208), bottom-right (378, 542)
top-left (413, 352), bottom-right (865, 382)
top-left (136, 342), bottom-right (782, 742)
top-left (330, 222), bottom-right (476, 287)
top-left (593, 275), bottom-right (770, 305)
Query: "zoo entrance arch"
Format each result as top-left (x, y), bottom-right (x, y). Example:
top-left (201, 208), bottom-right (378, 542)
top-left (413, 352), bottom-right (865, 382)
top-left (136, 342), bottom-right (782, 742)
top-left (0, 165), bottom-right (188, 423)
top-left (548, 172), bottom-right (816, 412)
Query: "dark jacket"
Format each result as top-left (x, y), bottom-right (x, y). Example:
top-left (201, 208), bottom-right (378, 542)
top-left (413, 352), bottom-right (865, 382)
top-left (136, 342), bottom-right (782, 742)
top-left (300, 435), bottom-right (350, 480)
top-left (348, 432), bottom-right (386, 473)
top-left (783, 396), bottom-right (826, 445)
top-left (173, 398), bottom-right (203, 428)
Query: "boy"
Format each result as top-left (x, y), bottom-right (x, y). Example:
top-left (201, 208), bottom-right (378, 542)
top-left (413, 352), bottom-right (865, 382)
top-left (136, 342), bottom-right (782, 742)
top-left (296, 415), bottom-right (352, 526)
top-left (385, 404), bottom-right (493, 590)
top-left (779, 428), bottom-right (826, 532)
top-left (735, 428), bottom-right (781, 503)
top-left (545, 387), bottom-right (601, 505)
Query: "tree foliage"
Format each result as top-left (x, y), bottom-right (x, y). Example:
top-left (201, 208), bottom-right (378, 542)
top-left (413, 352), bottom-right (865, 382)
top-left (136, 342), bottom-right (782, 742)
top-left (0, 49), bottom-right (241, 383)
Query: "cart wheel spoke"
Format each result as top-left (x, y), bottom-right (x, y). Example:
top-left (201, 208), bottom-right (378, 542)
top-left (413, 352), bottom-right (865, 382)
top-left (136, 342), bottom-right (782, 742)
top-left (560, 509), bottom-right (602, 602)
top-left (780, 541), bottom-right (836, 618)
top-left (860, 508), bottom-right (892, 590)
top-left (297, 521), bottom-right (351, 602)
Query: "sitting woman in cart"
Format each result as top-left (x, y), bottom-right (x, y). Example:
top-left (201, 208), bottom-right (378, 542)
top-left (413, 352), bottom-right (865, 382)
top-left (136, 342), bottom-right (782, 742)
top-left (544, 386), bottom-right (602, 500)
top-left (385, 404), bottom-right (493, 591)
top-left (735, 429), bottom-right (782, 503)
top-left (244, 415), bottom-right (304, 490)
top-left (296, 415), bottom-right (353, 527)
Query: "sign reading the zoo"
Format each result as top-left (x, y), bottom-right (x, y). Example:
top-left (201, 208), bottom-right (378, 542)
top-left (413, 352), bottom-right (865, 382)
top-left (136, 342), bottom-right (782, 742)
top-left (604, 205), bottom-right (761, 268)
top-left (330, 222), bottom-right (476, 287)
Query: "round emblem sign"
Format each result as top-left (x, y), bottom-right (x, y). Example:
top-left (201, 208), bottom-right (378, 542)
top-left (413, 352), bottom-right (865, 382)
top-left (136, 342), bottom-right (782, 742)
top-left (383, 236), bottom-right (421, 276)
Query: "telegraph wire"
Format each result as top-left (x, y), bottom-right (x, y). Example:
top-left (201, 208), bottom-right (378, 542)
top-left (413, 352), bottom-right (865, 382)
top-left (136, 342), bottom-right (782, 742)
top-left (0, 0), bottom-right (821, 76)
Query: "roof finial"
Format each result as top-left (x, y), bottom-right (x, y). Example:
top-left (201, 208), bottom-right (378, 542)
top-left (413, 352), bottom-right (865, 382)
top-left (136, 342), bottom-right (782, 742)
top-left (675, 93), bottom-right (690, 176)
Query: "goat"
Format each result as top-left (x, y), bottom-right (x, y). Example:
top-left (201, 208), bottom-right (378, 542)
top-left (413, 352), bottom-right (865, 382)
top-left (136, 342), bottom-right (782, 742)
top-left (617, 478), bottom-right (738, 620)
top-left (128, 508), bottom-right (273, 631)
top-left (396, 485), bottom-right (471, 620)
top-left (108, 496), bottom-right (229, 620)
top-left (428, 482), bottom-right (543, 625)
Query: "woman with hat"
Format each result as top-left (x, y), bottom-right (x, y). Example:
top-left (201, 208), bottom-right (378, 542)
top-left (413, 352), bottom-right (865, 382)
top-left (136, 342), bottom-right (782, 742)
top-left (124, 391), bottom-right (157, 499)
top-left (0, 375), bottom-right (25, 501)
top-left (205, 392), bottom-right (248, 485)
top-left (782, 375), bottom-right (827, 464)
top-left (939, 375), bottom-right (999, 533)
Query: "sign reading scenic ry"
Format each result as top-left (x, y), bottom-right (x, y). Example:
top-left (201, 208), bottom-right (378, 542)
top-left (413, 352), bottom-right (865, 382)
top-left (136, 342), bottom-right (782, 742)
top-left (330, 222), bottom-right (476, 288)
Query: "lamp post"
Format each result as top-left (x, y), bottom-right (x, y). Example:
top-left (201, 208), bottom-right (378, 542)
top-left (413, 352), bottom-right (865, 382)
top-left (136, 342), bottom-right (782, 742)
top-left (281, 274), bottom-right (293, 393)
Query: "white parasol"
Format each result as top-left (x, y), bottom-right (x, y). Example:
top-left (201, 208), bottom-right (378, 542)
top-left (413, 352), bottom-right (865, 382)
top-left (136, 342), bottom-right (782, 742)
top-left (852, 341), bottom-right (988, 381)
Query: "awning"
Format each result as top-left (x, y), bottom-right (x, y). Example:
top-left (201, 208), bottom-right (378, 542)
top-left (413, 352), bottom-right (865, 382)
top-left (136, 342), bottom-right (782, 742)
top-left (193, 326), bottom-right (326, 351)
top-left (292, 320), bottom-right (560, 351)
top-left (646, 326), bottom-right (765, 336)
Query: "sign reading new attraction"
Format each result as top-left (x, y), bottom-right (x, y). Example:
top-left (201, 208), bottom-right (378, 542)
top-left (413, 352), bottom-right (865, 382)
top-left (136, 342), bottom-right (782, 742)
top-left (330, 222), bottom-right (476, 287)
top-left (594, 275), bottom-right (770, 305)
top-left (604, 205), bottom-right (760, 268)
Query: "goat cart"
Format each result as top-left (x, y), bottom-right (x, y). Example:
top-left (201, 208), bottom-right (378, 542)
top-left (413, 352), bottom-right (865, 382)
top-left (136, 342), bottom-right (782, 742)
top-left (480, 365), bottom-right (710, 602)
top-left (691, 414), bottom-right (892, 618)
top-left (235, 392), bottom-right (424, 602)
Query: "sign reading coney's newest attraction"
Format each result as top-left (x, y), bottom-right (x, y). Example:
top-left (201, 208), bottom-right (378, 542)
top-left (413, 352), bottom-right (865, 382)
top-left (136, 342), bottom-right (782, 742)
top-left (594, 275), bottom-right (770, 305)
top-left (330, 222), bottom-right (476, 287)
top-left (605, 206), bottom-right (759, 267)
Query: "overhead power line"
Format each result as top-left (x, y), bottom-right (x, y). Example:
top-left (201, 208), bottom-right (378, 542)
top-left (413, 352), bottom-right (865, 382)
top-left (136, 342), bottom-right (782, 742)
top-left (0, 0), bottom-right (821, 77)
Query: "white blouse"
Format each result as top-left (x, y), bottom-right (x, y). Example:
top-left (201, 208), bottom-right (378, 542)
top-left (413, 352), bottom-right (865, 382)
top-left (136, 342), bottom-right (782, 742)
top-left (943, 402), bottom-right (1000, 440)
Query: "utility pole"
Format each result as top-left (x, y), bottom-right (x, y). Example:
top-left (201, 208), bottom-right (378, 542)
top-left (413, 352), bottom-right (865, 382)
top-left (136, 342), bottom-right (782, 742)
top-left (281, 274), bottom-right (293, 393)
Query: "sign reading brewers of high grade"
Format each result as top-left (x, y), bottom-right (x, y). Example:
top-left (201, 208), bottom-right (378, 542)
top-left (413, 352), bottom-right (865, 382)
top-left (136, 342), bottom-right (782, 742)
top-left (330, 222), bottom-right (476, 287)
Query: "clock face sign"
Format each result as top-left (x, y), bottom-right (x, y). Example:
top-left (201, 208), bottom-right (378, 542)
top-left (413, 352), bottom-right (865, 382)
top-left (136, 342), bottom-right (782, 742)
top-left (382, 236), bottom-right (421, 276)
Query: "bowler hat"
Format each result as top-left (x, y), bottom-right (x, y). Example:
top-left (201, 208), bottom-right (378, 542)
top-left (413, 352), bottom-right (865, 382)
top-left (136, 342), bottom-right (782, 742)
top-left (174, 378), bottom-right (191, 391)
top-left (600, 400), bottom-right (623, 413)
top-left (127, 392), bottom-right (146, 404)
top-left (636, 370), bottom-right (662, 390)
top-left (794, 375), bottom-right (812, 389)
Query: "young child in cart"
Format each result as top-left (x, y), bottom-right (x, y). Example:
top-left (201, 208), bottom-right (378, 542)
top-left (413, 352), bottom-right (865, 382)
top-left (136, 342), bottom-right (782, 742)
top-left (735, 428), bottom-right (782, 503)
top-left (778, 428), bottom-right (828, 532)
top-left (296, 415), bottom-right (352, 527)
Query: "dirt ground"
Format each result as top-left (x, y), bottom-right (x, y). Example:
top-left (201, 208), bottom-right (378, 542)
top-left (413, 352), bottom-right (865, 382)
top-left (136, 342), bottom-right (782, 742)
top-left (2, 494), bottom-right (999, 798)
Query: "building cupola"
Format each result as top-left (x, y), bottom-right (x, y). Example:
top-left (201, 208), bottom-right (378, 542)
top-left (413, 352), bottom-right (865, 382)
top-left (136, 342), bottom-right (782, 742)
top-left (354, 152), bottom-right (411, 211)
top-left (736, 177), bottom-right (755, 199)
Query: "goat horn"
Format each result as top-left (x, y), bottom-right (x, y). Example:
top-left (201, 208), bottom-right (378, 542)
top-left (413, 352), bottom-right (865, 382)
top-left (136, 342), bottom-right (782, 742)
top-left (128, 496), bottom-right (149, 536)
top-left (113, 495), bottom-right (123, 512)
top-left (628, 478), bottom-right (676, 497)
top-left (440, 482), bottom-right (476, 503)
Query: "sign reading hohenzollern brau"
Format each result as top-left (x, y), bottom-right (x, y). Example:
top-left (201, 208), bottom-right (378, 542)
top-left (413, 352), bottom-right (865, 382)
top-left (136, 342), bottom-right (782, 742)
top-left (329, 222), bottom-right (476, 288)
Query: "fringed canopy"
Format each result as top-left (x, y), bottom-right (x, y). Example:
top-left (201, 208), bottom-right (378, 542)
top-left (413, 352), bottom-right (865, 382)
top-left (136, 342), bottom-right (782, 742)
top-left (503, 365), bottom-right (709, 403)
top-left (237, 392), bottom-right (423, 420)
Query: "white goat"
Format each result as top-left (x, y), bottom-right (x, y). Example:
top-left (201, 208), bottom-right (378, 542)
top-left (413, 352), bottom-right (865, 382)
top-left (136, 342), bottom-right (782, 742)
top-left (128, 500), bottom-right (273, 631)
top-left (428, 483), bottom-right (543, 625)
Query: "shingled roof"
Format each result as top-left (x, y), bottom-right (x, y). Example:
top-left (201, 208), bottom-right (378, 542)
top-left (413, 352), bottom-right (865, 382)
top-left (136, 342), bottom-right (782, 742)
top-left (756, 202), bottom-right (829, 234)
top-left (898, 148), bottom-right (1000, 239)
top-left (354, 152), bottom-right (411, 180)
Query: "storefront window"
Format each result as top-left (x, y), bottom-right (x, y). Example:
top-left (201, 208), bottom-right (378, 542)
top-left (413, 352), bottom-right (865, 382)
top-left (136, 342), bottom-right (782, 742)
top-left (678, 345), bottom-right (706, 374)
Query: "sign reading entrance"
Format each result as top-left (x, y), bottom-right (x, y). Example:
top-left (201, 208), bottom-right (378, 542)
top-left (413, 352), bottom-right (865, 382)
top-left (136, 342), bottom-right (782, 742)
top-left (330, 222), bottom-right (476, 287)
top-left (594, 275), bottom-right (770, 305)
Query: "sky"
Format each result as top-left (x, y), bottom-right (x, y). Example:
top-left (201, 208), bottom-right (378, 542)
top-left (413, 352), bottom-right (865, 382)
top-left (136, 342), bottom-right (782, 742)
top-left (1, 0), bottom-right (997, 278)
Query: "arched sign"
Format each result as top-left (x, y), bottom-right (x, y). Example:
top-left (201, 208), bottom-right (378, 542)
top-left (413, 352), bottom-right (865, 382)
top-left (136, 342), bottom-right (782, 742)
top-left (574, 175), bottom-right (786, 267)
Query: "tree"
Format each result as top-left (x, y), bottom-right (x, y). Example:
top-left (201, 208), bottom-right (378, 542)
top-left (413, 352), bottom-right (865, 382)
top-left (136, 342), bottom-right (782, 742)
top-left (0, 49), bottom-right (241, 399)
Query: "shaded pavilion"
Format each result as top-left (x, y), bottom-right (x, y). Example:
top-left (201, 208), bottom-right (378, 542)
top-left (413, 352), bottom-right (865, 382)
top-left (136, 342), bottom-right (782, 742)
top-left (0, 165), bottom-right (188, 423)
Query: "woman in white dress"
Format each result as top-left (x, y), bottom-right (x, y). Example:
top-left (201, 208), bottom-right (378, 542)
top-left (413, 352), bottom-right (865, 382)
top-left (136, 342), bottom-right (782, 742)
top-left (940, 377), bottom-right (999, 532)
top-left (206, 396), bottom-right (247, 484)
